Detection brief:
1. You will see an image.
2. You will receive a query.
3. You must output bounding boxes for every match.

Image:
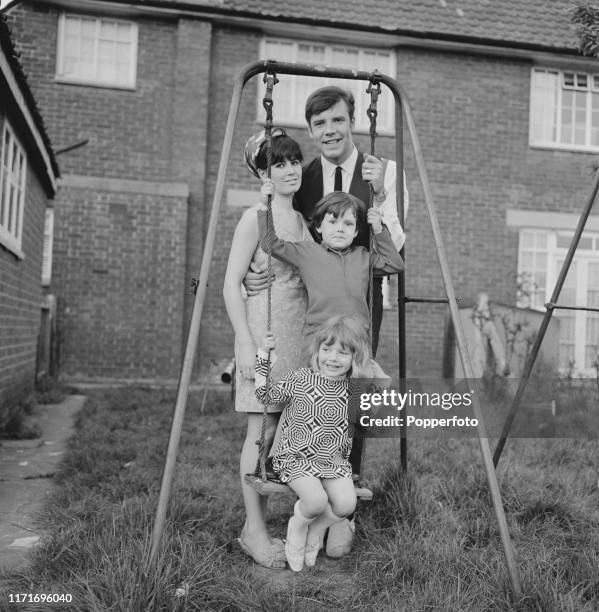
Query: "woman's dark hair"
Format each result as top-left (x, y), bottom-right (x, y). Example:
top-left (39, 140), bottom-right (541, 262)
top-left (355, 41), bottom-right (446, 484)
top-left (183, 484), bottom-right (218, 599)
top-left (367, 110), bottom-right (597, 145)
top-left (311, 191), bottom-right (366, 237)
top-left (305, 86), bottom-right (355, 125)
top-left (255, 134), bottom-right (303, 171)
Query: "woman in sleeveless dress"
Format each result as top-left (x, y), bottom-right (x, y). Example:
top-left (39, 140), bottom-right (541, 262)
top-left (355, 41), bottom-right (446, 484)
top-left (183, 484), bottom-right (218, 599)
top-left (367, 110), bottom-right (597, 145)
top-left (223, 130), bottom-right (311, 568)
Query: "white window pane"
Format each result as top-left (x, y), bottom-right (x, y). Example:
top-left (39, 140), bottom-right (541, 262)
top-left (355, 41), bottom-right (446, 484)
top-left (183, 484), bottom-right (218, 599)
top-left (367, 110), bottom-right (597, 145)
top-left (332, 47), bottom-right (358, 68)
top-left (521, 231), bottom-right (534, 248)
top-left (64, 34), bottom-right (79, 57)
top-left (80, 37), bottom-right (95, 62)
top-left (563, 72), bottom-right (575, 87)
top-left (258, 38), bottom-right (394, 130)
top-left (298, 43), bottom-right (325, 63)
top-left (58, 14), bottom-right (135, 87)
top-left (115, 61), bottom-right (130, 83)
top-left (100, 21), bottom-right (117, 40)
top-left (98, 40), bottom-right (115, 61)
top-left (98, 61), bottom-right (116, 82)
top-left (117, 23), bottom-right (132, 43)
top-left (80, 18), bottom-right (95, 39)
top-left (531, 70), bottom-right (558, 143)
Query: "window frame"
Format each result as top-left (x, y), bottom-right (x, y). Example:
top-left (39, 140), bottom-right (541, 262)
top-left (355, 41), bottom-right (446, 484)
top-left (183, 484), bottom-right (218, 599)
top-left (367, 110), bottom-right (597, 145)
top-left (0, 119), bottom-right (27, 258)
top-left (56, 12), bottom-right (138, 90)
top-left (517, 227), bottom-right (599, 375)
top-left (257, 38), bottom-right (396, 134)
top-left (42, 207), bottom-right (54, 286)
top-left (529, 67), bottom-right (599, 153)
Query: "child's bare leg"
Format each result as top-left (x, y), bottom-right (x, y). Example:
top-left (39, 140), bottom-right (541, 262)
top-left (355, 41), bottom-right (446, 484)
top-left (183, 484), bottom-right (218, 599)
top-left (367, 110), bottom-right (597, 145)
top-left (288, 476), bottom-right (329, 518)
top-left (321, 477), bottom-right (357, 519)
top-left (239, 412), bottom-right (283, 567)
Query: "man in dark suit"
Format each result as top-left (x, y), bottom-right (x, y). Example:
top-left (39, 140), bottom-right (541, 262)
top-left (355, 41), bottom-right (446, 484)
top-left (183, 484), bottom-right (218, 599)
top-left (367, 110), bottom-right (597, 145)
top-left (295, 86), bottom-right (407, 356)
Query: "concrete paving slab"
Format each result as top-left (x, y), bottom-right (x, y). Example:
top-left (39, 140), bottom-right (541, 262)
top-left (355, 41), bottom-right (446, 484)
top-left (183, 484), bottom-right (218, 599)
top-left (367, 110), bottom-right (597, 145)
top-left (0, 395), bottom-right (85, 573)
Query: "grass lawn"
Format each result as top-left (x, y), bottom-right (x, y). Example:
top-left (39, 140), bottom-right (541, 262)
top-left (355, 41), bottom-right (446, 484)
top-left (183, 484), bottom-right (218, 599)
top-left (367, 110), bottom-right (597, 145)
top-left (1, 386), bottom-right (598, 611)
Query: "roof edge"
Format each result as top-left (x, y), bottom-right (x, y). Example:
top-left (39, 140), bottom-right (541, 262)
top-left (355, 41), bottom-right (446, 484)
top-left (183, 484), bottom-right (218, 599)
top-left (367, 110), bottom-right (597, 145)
top-left (34, 0), bottom-right (580, 56)
top-left (0, 13), bottom-right (59, 194)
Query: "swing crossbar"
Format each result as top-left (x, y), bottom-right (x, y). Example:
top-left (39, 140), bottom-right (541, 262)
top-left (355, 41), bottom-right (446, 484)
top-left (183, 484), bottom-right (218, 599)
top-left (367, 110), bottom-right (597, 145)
top-left (545, 302), bottom-right (599, 313)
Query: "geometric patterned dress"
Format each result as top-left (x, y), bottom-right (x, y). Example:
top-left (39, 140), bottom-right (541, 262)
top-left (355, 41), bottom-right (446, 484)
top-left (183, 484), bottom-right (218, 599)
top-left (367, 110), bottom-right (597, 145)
top-left (255, 355), bottom-right (353, 483)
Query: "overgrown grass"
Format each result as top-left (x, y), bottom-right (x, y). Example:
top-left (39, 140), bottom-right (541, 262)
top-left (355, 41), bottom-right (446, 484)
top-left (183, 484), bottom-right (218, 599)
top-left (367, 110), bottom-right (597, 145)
top-left (1, 386), bottom-right (598, 610)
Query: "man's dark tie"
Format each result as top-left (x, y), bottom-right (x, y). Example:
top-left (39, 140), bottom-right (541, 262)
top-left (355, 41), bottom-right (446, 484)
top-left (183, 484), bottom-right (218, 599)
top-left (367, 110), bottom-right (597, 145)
top-left (334, 166), bottom-right (343, 191)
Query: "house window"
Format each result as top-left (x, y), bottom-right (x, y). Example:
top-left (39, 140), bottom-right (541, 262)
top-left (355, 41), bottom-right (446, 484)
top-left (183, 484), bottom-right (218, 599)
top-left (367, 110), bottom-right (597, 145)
top-left (0, 120), bottom-right (27, 255)
top-left (42, 208), bottom-right (54, 286)
top-left (517, 228), bottom-right (599, 374)
top-left (258, 39), bottom-right (395, 133)
top-left (56, 13), bottom-right (138, 89)
top-left (530, 67), bottom-right (599, 151)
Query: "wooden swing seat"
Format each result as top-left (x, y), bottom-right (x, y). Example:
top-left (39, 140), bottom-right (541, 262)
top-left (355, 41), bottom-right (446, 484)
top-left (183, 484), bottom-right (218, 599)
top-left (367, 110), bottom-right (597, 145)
top-left (244, 474), bottom-right (373, 501)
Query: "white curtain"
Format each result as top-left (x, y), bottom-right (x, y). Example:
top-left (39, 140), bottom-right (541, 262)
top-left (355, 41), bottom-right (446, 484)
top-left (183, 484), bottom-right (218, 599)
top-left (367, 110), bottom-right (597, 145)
top-left (530, 69), bottom-right (558, 144)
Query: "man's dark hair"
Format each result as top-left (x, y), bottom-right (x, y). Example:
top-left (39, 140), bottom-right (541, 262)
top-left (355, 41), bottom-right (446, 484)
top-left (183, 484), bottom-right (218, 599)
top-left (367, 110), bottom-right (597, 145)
top-left (305, 86), bottom-right (355, 125)
top-left (255, 134), bottom-right (303, 171)
top-left (311, 191), bottom-right (365, 238)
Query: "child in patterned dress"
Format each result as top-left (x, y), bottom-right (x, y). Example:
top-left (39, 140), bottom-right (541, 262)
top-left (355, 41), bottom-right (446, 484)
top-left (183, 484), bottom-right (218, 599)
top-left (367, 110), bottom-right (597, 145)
top-left (255, 314), bottom-right (371, 572)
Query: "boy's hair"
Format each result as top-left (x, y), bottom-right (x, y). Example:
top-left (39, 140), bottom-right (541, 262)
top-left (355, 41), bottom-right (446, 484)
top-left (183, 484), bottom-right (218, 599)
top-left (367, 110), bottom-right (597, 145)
top-left (255, 134), bottom-right (303, 172)
top-left (311, 191), bottom-right (366, 236)
top-left (305, 86), bottom-right (355, 125)
top-left (309, 314), bottom-right (371, 378)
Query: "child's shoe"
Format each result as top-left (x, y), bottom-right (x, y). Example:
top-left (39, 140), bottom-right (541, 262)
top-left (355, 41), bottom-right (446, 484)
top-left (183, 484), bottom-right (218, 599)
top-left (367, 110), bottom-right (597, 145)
top-left (303, 535), bottom-right (322, 567)
top-left (326, 517), bottom-right (355, 558)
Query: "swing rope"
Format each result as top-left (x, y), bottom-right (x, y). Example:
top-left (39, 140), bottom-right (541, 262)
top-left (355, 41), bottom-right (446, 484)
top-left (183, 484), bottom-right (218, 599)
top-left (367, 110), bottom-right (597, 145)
top-left (254, 70), bottom-right (278, 482)
top-left (366, 74), bottom-right (382, 347)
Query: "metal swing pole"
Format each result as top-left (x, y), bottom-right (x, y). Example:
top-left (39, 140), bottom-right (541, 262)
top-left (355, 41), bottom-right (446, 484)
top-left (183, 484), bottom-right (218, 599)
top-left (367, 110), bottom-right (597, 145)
top-left (394, 80), bottom-right (521, 598)
top-left (395, 87), bottom-right (407, 473)
top-left (493, 168), bottom-right (599, 467)
top-left (147, 67), bottom-right (247, 571)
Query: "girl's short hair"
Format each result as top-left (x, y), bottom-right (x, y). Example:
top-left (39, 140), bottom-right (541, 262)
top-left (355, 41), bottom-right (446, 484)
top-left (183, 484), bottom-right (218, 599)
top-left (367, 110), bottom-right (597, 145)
top-left (309, 314), bottom-right (371, 378)
top-left (255, 133), bottom-right (303, 172)
top-left (311, 191), bottom-right (366, 236)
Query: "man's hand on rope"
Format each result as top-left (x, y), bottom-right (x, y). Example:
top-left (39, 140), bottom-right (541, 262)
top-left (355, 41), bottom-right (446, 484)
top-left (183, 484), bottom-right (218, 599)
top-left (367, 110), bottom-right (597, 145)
top-left (361, 154), bottom-right (385, 196)
top-left (367, 208), bottom-right (383, 234)
top-left (243, 261), bottom-right (275, 296)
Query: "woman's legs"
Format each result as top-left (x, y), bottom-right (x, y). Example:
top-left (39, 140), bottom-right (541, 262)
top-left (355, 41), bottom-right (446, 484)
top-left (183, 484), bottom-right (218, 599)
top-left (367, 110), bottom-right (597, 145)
top-left (239, 412), bottom-right (284, 568)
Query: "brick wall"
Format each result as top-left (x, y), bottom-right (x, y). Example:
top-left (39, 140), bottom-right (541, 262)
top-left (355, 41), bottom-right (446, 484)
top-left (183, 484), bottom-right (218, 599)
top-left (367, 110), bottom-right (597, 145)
top-left (52, 180), bottom-right (188, 379)
top-left (8, 4), bottom-right (599, 381)
top-left (201, 43), bottom-right (599, 379)
top-left (8, 6), bottom-right (211, 381)
top-left (6, 5), bottom-right (177, 181)
top-left (0, 143), bottom-right (47, 422)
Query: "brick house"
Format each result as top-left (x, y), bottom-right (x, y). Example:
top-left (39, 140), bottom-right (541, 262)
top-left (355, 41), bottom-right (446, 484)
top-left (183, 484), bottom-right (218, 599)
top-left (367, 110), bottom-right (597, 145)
top-left (4, 0), bottom-right (599, 382)
top-left (0, 14), bottom-right (58, 423)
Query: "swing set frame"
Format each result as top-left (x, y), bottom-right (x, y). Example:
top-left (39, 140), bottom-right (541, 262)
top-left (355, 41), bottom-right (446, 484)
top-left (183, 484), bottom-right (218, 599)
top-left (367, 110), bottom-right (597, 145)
top-left (147, 60), bottom-right (522, 598)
